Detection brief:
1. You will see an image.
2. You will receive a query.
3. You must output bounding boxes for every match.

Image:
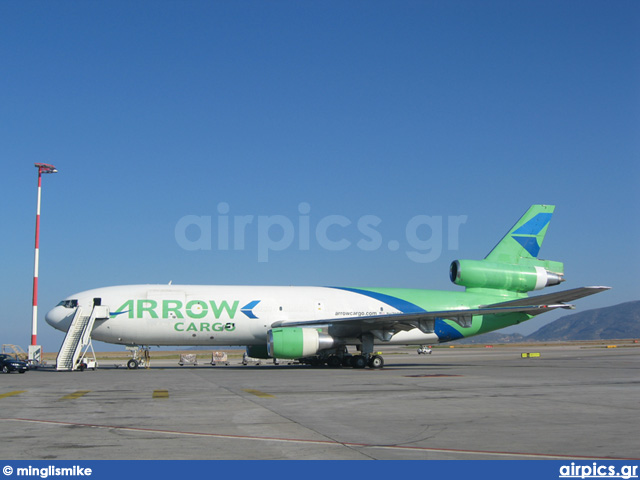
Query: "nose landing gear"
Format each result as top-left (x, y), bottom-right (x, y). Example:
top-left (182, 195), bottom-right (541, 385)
top-left (125, 346), bottom-right (150, 369)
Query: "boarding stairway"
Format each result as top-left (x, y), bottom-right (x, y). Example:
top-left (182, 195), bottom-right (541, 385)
top-left (56, 304), bottom-right (108, 371)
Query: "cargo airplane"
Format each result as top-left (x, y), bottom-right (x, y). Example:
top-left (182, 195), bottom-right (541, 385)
top-left (45, 205), bottom-right (609, 369)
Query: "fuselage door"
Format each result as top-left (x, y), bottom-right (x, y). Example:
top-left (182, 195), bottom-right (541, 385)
top-left (147, 290), bottom-right (186, 320)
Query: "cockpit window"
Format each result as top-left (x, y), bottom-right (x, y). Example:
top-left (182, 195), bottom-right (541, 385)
top-left (57, 299), bottom-right (78, 308)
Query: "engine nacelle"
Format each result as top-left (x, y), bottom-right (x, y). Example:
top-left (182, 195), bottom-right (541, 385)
top-left (450, 259), bottom-right (564, 292)
top-left (268, 327), bottom-right (335, 359)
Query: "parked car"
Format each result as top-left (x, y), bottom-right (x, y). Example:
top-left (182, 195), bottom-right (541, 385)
top-left (0, 354), bottom-right (28, 373)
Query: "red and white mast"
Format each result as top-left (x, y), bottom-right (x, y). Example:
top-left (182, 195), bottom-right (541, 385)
top-left (31, 163), bottom-right (57, 350)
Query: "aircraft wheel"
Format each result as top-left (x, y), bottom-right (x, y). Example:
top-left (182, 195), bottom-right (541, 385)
top-left (327, 356), bottom-right (342, 368)
top-left (369, 355), bottom-right (384, 369)
top-left (309, 357), bottom-right (323, 367)
top-left (352, 355), bottom-right (367, 369)
top-left (127, 359), bottom-right (139, 370)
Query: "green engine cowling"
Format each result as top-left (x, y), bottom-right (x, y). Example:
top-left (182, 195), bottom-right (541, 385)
top-left (268, 327), bottom-right (335, 359)
top-left (450, 259), bottom-right (564, 292)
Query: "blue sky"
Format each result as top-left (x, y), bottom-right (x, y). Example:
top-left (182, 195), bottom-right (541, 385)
top-left (1, 1), bottom-right (638, 352)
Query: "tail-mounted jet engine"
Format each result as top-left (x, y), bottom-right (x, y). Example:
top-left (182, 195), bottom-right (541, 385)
top-left (450, 259), bottom-right (564, 292)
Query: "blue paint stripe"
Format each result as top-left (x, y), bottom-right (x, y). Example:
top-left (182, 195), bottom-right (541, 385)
top-left (329, 287), bottom-right (465, 343)
top-left (512, 213), bottom-right (552, 235)
top-left (434, 319), bottom-right (465, 341)
top-left (512, 235), bottom-right (541, 257)
top-left (330, 287), bottom-right (426, 313)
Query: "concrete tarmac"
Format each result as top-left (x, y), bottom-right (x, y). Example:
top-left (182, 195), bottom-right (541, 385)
top-left (1, 345), bottom-right (638, 460)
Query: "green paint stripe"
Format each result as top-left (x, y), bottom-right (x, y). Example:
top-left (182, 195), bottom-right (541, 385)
top-left (59, 390), bottom-right (91, 400)
top-left (243, 388), bottom-right (274, 398)
top-left (0, 390), bottom-right (26, 399)
top-left (153, 390), bottom-right (169, 399)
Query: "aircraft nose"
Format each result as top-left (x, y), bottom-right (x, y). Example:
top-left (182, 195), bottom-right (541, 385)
top-left (45, 306), bottom-right (68, 330)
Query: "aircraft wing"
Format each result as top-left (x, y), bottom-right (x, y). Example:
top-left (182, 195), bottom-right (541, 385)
top-left (483, 286), bottom-right (611, 310)
top-left (269, 286), bottom-right (611, 339)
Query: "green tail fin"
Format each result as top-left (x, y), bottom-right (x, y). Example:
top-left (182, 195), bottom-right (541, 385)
top-left (486, 205), bottom-right (555, 264)
top-left (449, 205), bottom-right (564, 295)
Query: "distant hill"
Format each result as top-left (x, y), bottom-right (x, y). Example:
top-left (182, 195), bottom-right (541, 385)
top-left (455, 300), bottom-right (640, 344)
top-left (525, 300), bottom-right (640, 342)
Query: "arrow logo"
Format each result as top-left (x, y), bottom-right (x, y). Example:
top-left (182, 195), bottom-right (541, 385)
top-left (241, 300), bottom-right (261, 319)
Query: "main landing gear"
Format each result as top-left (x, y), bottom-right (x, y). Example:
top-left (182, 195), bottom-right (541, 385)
top-left (302, 334), bottom-right (386, 369)
top-left (353, 333), bottom-right (384, 369)
top-left (301, 353), bottom-right (384, 369)
top-left (348, 354), bottom-right (384, 369)
top-left (351, 353), bottom-right (384, 369)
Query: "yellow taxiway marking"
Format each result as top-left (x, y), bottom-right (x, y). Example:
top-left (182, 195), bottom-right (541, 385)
top-left (0, 391), bottom-right (26, 399)
top-left (153, 390), bottom-right (169, 399)
top-left (59, 390), bottom-right (91, 401)
top-left (243, 389), bottom-right (274, 398)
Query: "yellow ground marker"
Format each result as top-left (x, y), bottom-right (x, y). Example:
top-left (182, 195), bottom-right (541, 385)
top-left (0, 390), bottom-right (26, 399)
top-left (607, 345), bottom-right (618, 348)
top-left (153, 390), bottom-right (169, 399)
top-left (59, 390), bottom-right (91, 400)
top-left (243, 388), bottom-right (275, 398)
top-left (521, 353), bottom-right (541, 358)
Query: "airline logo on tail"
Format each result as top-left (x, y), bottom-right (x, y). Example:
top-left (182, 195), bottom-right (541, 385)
top-left (511, 212), bottom-right (553, 257)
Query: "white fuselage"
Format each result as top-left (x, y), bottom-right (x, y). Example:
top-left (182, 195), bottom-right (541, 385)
top-left (45, 285), bottom-right (442, 347)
